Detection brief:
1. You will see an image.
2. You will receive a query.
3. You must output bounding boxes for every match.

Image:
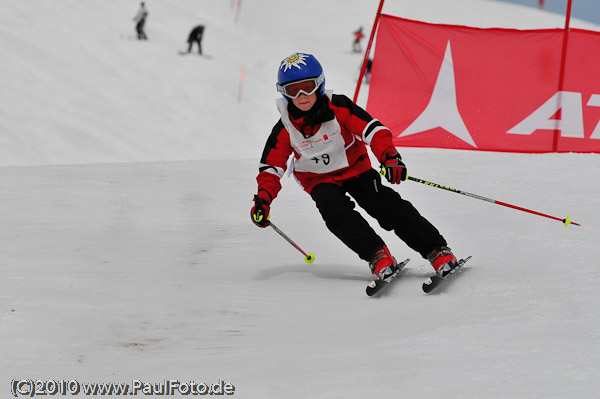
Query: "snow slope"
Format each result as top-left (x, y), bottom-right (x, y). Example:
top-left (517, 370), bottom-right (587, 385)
top-left (1, 0), bottom-right (598, 166)
top-left (1, 1), bottom-right (599, 398)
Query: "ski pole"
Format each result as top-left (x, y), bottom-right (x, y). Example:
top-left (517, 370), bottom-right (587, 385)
top-left (407, 176), bottom-right (581, 227)
top-left (269, 221), bottom-right (315, 263)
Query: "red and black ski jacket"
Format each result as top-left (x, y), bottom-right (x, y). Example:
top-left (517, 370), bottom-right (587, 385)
top-left (255, 93), bottom-right (398, 204)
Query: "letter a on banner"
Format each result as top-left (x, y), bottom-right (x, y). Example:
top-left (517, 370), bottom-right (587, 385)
top-left (587, 94), bottom-right (600, 139)
top-left (508, 91), bottom-right (584, 138)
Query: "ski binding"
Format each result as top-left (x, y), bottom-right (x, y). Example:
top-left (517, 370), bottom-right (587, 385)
top-left (366, 258), bottom-right (410, 297)
top-left (422, 256), bottom-right (472, 294)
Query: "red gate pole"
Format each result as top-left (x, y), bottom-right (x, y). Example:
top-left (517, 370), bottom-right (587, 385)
top-left (234, 0), bottom-right (243, 23)
top-left (552, 0), bottom-right (573, 152)
top-left (353, 0), bottom-right (386, 103)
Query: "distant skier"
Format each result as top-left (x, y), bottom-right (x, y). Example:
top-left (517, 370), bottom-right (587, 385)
top-left (186, 25), bottom-right (205, 54)
top-left (352, 26), bottom-right (364, 53)
top-left (133, 2), bottom-right (148, 40)
top-left (538, 0), bottom-right (544, 10)
top-left (364, 58), bottom-right (373, 84)
top-left (250, 52), bottom-right (459, 283)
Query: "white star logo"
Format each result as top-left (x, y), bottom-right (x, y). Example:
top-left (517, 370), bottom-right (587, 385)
top-left (398, 41), bottom-right (477, 147)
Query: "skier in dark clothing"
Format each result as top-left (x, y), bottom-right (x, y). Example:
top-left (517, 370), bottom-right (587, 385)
top-left (133, 2), bottom-right (148, 40)
top-left (250, 52), bottom-right (458, 282)
top-left (365, 58), bottom-right (373, 84)
top-left (186, 25), bottom-right (205, 54)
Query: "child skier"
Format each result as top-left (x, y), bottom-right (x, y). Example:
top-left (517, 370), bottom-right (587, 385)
top-left (251, 52), bottom-right (457, 281)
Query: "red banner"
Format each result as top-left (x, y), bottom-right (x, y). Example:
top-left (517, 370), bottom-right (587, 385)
top-left (366, 15), bottom-right (600, 153)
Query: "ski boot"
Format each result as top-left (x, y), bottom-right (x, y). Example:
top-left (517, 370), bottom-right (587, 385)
top-left (368, 245), bottom-right (397, 282)
top-left (428, 246), bottom-right (458, 277)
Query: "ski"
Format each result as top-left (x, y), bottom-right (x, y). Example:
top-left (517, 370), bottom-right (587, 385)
top-left (177, 51), bottom-right (213, 59)
top-left (422, 256), bottom-right (472, 294)
top-left (366, 258), bottom-right (410, 297)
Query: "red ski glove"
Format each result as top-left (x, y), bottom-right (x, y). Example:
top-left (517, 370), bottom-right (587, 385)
top-left (251, 194), bottom-right (271, 228)
top-left (380, 153), bottom-right (407, 184)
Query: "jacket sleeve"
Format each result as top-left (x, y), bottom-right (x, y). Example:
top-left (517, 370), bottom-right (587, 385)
top-left (331, 94), bottom-right (398, 162)
top-left (255, 120), bottom-right (293, 203)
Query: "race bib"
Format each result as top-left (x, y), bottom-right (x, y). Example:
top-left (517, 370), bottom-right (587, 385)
top-left (276, 94), bottom-right (350, 174)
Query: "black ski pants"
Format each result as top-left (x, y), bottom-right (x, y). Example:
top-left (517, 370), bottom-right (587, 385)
top-left (187, 37), bottom-right (202, 54)
top-left (136, 21), bottom-right (147, 40)
top-left (310, 169), bottom-right (447, 262)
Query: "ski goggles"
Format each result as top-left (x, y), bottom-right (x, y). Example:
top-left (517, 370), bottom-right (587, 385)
top-left (277, 75), bottom-right (324, 99)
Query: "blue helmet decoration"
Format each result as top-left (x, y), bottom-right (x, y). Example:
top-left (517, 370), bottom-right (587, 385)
top-left (276, 52), bottom-right (325, 98)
